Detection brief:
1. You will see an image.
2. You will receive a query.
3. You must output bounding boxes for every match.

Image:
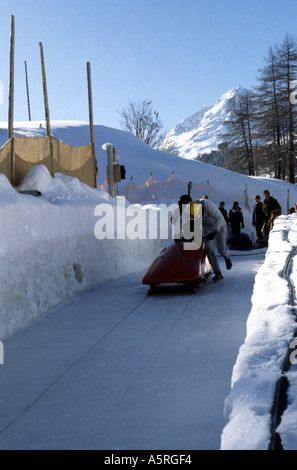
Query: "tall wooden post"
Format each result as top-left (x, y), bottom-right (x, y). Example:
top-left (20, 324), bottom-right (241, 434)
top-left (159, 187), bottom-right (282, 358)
top-left (24, 61), bottom-right (31, 121)
top-left (8, 15), bottom-right (15, 186)
top-left (87, 61), bottom-right (97, 187)
top-left (39, 42), bottom-right (51, 137)
top-left (39, 42), bottom-right (54, 177)
top-left (87, 61), bottom-right (94, 144)
top-left (8, 15), bottom-right (15, 140)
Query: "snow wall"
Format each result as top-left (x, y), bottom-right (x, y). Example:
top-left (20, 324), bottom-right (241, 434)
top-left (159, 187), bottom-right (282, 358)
top-left (0, 166), bottom-right (166, 340)
top-left (221, 213), bottom-right (297, 450)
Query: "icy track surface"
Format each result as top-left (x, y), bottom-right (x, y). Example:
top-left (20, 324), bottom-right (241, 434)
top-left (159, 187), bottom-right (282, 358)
top-left (0, 254), bottom-right (263, 450)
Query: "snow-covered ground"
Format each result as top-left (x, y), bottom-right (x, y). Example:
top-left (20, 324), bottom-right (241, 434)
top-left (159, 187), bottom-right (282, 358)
top-left (221, 213), bottom-right (297, 450)
top-left (0, 121), bottom-right (297, 449)
top-left (0, 253), bottom-right (263, 450)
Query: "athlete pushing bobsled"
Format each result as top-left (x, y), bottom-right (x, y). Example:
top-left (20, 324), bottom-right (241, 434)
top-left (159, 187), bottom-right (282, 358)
top-left (142, 196), bottom-right (232, 294)
top-left (194, 197), bottom-right (232, 282)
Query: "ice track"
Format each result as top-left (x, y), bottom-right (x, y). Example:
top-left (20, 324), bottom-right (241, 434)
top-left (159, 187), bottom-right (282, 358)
top-left (0, 253), bottom-right (264, 450)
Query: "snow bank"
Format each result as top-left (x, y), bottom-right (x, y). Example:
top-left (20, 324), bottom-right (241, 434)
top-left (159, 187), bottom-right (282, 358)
top-left (0, 166), bottom-right (165, 340)
top-left (2, 120), bottom-right (297, 252)
top-left (221, 213), bottom-right (297, 450)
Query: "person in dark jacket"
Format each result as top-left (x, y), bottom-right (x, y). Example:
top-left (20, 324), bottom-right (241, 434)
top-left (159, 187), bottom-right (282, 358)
top-left (262, 190), bottom-right (282, 237)
top-left (252, 195), bottom-right (265, 241)
top-left (229, 201), bottom-right (244, 236)
top-left (218, 201), bottom-right (229, 224)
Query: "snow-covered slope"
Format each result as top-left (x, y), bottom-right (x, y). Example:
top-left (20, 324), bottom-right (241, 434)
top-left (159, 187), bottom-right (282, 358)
top-left (0, 119), bottom-right (295, 208)
top-left (1, 119), bottom-right (297, 248)
top-left (161, 88), bottom-right (239, 159)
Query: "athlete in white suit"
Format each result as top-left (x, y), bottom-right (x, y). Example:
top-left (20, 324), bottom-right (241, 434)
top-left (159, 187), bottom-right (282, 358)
top-left (199, 198), bottom-right (232, 281)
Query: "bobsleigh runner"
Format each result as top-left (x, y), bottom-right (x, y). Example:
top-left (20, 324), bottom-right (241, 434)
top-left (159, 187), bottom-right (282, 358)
top-left (142, 201), bottom-right (212, 295)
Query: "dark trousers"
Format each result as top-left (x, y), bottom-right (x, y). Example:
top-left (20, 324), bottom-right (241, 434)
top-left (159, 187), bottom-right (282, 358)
top-left (255, 221), bottom-right (264, 240)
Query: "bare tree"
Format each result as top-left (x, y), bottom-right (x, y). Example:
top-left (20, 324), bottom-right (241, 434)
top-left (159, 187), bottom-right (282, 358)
top-left (118, 99), bottom-right (165, 148)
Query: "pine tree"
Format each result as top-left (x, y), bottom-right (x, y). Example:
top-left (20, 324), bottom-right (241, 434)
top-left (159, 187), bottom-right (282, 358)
top-left (254, 36), bottom-right (297, 182)
top-left (222, 88), bottom-right (256, 176)
top-left (254, 46), bottom-right (284, 178)
top-left (277, 35), bottom-right (297, 183)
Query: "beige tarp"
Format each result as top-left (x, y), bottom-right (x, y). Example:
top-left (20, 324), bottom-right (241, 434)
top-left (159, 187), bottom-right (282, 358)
top-left (13, 136), bottom-right (52, 186)
top-left (0, 139), bottom-right (13, 182)
top-left (0, 136), bottom-right (97, 187)
top-left (52, 137), bottom-right (96, 186)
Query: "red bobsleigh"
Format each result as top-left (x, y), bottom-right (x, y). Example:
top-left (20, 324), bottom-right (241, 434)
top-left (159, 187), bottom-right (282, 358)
top-left (142, 201), bottom-right (212, 294)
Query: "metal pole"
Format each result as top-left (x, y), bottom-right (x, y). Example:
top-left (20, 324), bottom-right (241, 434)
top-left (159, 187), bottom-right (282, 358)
top-left (8, 15), bottom-right (15, 140)
top-left (188, 180), bottom-right (192, 197)
top-left (287, 189), bottom-right (290, 215)
top-left (24, 61), bottom-right (31, 121)
top-left (107, 145), bottom-right (115, 198)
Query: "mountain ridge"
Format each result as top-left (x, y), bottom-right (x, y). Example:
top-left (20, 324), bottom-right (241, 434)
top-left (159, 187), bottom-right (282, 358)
top-left (162, 87), bottom-right (243, 159)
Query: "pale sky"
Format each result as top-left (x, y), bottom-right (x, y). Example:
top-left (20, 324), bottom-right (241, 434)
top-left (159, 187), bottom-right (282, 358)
top-left (1, 0), bottom-right (297, 132)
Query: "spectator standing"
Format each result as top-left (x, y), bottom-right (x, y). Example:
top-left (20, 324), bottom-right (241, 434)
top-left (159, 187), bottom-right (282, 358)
top-left (218, 201), bottom-right (229, 224)
top-left (229, 201), bottom-right (244, 236)
top-left (252, 195), bottom-right (265, 241)
top-left (262, 190), bottom-right (282, 237)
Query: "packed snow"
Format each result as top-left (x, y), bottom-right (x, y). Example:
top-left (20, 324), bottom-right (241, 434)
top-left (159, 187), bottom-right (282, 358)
top-left (0, 253), bottom-right (263, 450)
top-left (0, 120), bottom-right (297, 449)
top-left (0, 165), bottom-right (164, 339)
top-left (221, 214), bottom-right (297, 449)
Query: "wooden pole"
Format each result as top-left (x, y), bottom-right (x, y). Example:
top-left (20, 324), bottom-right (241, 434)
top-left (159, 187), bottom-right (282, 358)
top-left (39, 42), bottom-right (54, 176)
top-left (87, 61), bottom-right (94, 144)
top-left (24, 61), bottom-right (31, 121)
top-left (8, 14), bottom-right (15, 140)
top-left (39, 42), bottom-right (51, 137)
top-left (87, 61), bottom-right (97, 187)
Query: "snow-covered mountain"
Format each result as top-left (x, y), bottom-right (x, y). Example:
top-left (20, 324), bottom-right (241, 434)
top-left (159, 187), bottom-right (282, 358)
top-left (162, 88), bottom-right (240, 159)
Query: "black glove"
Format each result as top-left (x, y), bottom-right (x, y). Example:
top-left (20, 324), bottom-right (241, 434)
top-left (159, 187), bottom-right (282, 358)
top-left (205, 229), bottom-right (217, 241)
